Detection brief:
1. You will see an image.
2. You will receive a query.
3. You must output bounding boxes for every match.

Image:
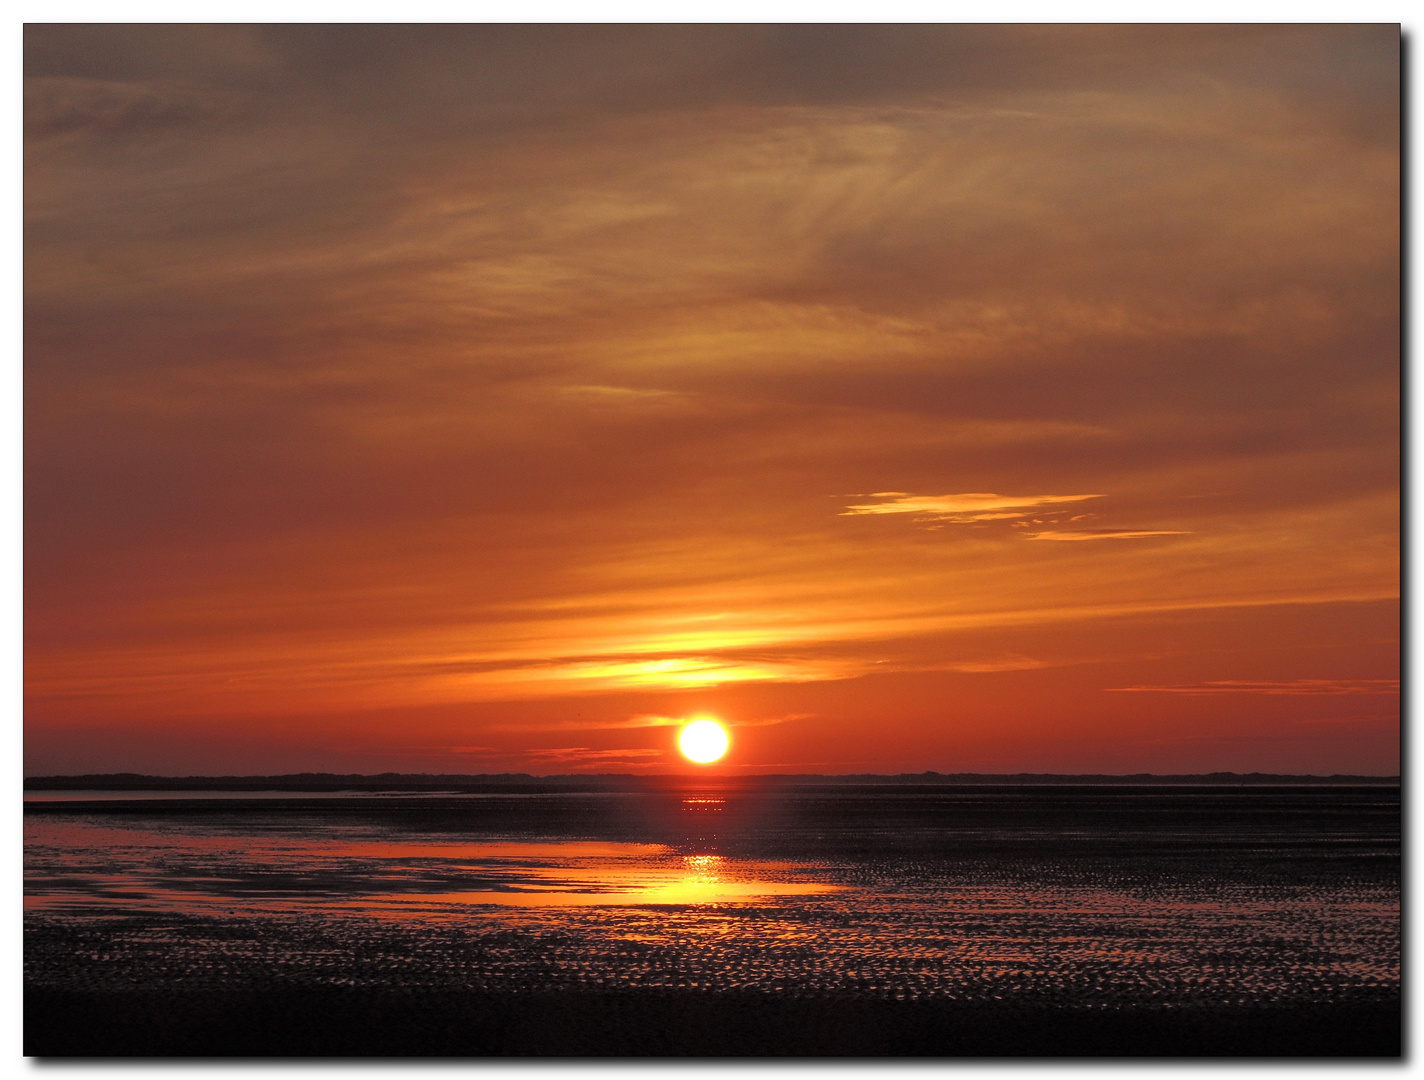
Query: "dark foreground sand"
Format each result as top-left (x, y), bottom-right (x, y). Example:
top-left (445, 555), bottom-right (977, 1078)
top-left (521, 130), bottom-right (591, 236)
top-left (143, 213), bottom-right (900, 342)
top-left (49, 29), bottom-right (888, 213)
top-left (25, 988), bottom-right (1401, 1057)
top-left (26, 784), bottom-right (1399, 1057)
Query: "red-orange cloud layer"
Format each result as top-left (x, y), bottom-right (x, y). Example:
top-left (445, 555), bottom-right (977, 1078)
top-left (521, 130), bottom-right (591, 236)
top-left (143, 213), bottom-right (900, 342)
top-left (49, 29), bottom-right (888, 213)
top-left (24, 26), bottom-right (1399, 776)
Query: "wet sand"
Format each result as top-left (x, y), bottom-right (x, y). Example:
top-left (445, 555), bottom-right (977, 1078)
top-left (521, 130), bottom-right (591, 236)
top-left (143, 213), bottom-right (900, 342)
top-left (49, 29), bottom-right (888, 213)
top-left (24, 783), bottom-right (1400, 1056)
top-left (25, 988), bottom-right (1400, 1056)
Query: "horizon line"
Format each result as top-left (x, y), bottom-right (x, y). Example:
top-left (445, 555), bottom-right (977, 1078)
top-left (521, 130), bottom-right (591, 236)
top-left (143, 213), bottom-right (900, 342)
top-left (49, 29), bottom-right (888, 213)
top-left (23, 769), bottom-right (1401, 786)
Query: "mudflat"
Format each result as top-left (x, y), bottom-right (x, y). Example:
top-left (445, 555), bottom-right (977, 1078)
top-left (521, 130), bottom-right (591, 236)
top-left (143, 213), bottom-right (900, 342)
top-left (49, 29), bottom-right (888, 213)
top-left (24, 783), bottom-right (1400, 1056)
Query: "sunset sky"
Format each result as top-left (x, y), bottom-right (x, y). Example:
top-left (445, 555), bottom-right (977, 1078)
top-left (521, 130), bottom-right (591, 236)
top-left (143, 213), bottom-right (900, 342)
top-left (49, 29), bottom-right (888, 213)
top-left (24, 25), bottom-right (1399, 776)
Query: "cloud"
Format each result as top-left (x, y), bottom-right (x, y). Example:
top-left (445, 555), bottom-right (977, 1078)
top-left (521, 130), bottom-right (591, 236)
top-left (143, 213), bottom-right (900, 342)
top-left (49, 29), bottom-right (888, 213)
top-left (557, 385), bottom-right (690, 410)
top-left (611, 712), bottom-right (809, 730)
top-left (940, 657), bottom-right (1053, 673)
top-left (486, 654), bottom-right (840, 693)
top-left (24, 76), bottom-right (246, 139)
top-left (842, 492), bottom-right (1103, 520)
top-left (1027, 530), bottom-right (1192, 541)
top-left (522, 747), bottom-right (664, 765)
top-left (614, 714), bottom-right (685, 728)
top-left (1105, 678), bottom-right (1398, 696)
top-left (841, 494), bottom-right (1189, 543)
top-left (442, 745), bottom-right (666, 769)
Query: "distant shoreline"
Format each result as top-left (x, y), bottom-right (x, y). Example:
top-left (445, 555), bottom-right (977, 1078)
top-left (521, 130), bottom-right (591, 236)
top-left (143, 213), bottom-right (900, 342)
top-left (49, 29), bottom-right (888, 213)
top-left (22, 771), bottom-right (1401, 792)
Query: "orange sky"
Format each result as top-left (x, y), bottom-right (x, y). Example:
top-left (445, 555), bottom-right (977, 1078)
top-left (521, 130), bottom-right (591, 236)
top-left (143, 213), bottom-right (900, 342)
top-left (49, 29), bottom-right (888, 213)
top-left (24, 25), bottom-right (1399, 776)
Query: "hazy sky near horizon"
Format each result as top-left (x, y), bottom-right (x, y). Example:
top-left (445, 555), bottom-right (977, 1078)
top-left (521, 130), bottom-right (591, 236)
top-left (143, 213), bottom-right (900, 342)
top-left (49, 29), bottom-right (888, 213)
top-left (25, 25), bottom-right (1399, 775)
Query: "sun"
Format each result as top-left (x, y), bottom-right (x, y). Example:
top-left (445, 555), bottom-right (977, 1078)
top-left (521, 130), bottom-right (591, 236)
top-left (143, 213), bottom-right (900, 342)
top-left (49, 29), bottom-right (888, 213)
top-left (678, 719), bottom-right (729, 764)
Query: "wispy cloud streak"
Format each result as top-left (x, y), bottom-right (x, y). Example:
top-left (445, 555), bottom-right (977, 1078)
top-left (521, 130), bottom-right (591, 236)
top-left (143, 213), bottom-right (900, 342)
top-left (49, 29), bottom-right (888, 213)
top-left (842, 493), bottom-right (1188, 542)
top-left (1106, 679), bottom-right (1399, 696)
top-left (1027, 530), bottom-right (1191, 541)
top-left (842, 492), bottom-right (1102, 520)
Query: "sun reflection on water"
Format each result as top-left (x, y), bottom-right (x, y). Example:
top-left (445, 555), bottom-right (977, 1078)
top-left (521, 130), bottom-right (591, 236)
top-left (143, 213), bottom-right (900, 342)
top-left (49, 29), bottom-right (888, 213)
top-left (22, 796), bottom-right (1400, 1006)
top-left (23, 818), bottom-right (842, 913)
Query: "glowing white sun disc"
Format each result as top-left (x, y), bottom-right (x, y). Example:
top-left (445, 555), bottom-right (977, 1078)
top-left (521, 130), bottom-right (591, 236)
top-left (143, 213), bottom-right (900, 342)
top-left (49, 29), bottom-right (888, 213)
top-left (679, 719), bottom-right (729, 763)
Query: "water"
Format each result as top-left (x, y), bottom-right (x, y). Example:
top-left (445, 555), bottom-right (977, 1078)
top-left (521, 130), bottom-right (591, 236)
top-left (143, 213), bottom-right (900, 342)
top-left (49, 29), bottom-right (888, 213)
top-left (24, 785), bottom-right (1399, 1008)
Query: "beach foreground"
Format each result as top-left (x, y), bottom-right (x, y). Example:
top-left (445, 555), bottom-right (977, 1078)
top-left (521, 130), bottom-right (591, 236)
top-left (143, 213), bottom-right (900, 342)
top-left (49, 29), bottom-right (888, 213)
top-left (26, 989), bottom-right (1399, 1057)
top-left (24, 780), bottom-right (1400, 1057)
